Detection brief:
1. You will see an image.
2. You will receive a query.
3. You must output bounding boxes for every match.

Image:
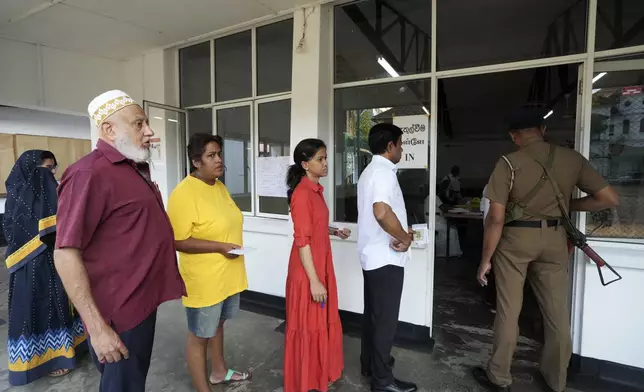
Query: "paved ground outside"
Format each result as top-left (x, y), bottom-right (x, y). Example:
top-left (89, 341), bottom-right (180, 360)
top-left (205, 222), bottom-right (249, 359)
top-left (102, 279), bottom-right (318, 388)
top-left (0, 248), bottom-right (628, 391)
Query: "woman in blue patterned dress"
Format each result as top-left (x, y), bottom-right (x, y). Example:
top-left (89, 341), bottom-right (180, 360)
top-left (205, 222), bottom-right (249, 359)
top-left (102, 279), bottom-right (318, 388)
top-left (3, 150), bottom-right (87, 386)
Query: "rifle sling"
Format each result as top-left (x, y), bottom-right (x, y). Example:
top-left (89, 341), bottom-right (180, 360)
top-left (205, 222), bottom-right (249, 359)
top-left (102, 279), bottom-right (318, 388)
top-left (521, 146), bottom-right (577, 230)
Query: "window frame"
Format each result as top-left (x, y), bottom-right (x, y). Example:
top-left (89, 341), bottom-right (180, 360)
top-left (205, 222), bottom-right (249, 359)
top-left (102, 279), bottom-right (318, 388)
top-left (623, 118), bottom-right (631, 134)
top-left (254, 94), bottom-right (293, 220)
top-left (178, 16), bottom-right (294, 218)
top-left (329, 0), bottom-right (644, 235)
top-left (212, 100), bottom-right (255, 216)
top-left (587, 61), bottom-right (644, 244)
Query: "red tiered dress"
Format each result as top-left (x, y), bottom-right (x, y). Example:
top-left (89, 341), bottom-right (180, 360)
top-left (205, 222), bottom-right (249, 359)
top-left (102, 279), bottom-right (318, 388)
top-left (284, 177), bottom-right (344, 392)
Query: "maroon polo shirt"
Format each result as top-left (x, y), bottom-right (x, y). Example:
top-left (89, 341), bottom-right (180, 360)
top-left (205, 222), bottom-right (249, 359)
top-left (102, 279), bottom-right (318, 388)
top-left (56, 139), bottom-right (185, 333)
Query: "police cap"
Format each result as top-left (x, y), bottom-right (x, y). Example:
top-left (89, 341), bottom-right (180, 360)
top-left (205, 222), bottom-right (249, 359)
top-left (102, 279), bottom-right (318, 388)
top-left (506, 107), bottom-right (548, 131)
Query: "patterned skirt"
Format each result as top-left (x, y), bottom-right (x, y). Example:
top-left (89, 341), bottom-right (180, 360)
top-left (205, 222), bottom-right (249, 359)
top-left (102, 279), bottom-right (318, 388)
top-left (7, 250), bottom-right (87, 386)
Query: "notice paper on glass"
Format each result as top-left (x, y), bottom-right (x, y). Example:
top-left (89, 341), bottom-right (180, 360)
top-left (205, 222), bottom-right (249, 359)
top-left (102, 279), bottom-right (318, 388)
top-left (257, 156), bottom-right (291, 198)
top-left (227, 247), bottom-right (256, 256)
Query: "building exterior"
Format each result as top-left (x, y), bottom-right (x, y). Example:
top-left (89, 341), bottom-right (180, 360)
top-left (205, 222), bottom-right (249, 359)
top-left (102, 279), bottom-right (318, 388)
top-left (1, 0), bottom-right (643, 389)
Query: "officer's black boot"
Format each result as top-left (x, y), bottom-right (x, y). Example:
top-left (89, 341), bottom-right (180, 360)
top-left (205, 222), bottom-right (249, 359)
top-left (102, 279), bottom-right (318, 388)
top-left (472, 367), bottom-right (511, 391)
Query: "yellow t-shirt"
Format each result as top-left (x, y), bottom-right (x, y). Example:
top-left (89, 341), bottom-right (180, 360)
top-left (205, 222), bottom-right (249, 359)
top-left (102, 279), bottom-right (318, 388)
top-left (167, 175), bottom-right (248, 308)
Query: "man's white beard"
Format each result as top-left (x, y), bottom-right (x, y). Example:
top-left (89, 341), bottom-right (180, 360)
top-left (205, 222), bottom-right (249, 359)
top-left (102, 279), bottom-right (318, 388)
top-left (115, 133), bottom-right (150, 163)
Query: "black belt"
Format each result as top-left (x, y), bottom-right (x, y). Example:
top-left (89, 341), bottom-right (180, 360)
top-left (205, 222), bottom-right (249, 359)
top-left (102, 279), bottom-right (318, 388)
top-left (505, 220), bottom-right (560, 228)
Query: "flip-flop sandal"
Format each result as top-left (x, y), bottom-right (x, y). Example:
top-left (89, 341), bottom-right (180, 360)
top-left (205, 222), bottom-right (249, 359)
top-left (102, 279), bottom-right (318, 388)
top-left (48, 369), bottom-right (72, 378)
top-left (209, 369), bottom-right (251, 385)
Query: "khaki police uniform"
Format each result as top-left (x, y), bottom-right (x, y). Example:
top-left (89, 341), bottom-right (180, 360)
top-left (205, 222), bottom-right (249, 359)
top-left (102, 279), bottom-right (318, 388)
top-left (485, 139), bottom-right (607, 391)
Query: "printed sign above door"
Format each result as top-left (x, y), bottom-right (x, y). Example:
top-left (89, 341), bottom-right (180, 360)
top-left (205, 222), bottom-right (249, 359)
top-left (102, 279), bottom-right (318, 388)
top-left (392, 114), bottom-right (429, 170)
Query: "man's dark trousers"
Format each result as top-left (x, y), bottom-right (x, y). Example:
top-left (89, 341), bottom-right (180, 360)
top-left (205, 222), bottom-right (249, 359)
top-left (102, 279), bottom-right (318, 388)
top-left (89, 311), bottom-right (157, 392)
top-left (361, 265), bottom-right (404, 387)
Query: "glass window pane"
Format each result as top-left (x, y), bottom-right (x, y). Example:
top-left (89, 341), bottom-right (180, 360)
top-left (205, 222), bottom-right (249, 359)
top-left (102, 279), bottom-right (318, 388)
top-left (180, 42), bottom-right (211, 107)
top-left (187, 108), bottom-right (213, 137)
top-left (437, 0), bottom-right (587, 70)
top-left (596, 0), bottom-right (644, 52)
top-left (216, 106), bottom-right (252, 212)
top-left (257, 19), bottom-right (294, 95)
top-left (187, 108), bottom-right (213, 176)
top-left (334, 0), bottom-right (431, 84)
top-left (334, 80), bottom-right (430, 223)
top-left (215, 31), bottom-right (252, 102)
top-left (588, 68), bottom-right (644, 239)
top-left (179, 42), bottom-right (210, 107)
top-left (258, 99), bottom-right (291, 215)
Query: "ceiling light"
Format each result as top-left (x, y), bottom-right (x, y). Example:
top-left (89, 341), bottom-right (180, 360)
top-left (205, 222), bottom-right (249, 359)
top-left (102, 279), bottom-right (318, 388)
top-left (544, 110), bottom-right (554, 119)
top-left (422, 106), bottom-right (430, 115)
top-left (592, 88), bottom-right (601, 94)
top-left (168, 119), bottom-right (178, 123)
top-left (153, 116), bottom-right (163, 120)
top-left (377, 57), bottom-right (400, 78)
top-left (592, 72), bottom-right (607, 84)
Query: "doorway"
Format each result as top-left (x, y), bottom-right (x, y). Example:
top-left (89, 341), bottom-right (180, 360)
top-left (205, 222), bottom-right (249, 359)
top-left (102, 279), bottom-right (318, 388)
top-left (143, 101), bottom-right (188, 206)
top-left (431, 63), bottom-right (583, 347)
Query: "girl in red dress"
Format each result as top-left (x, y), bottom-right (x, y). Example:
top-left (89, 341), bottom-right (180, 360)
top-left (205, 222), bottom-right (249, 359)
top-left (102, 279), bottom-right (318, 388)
top-left (284, 139), bottom-right (351, 392)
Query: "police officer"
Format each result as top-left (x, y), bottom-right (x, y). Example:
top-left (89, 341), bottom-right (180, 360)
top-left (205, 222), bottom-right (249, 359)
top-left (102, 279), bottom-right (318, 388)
top-left (472, 107), bottom-right (619, 392)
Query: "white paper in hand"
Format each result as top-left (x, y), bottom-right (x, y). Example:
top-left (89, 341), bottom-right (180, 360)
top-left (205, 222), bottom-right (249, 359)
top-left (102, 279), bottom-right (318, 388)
top-left (227, 247), bottom-right (255, 256)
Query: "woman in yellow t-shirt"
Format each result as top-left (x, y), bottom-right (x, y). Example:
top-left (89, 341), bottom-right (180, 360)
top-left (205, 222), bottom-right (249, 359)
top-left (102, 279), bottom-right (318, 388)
top-left (167, 133), bottom-right (250, 391)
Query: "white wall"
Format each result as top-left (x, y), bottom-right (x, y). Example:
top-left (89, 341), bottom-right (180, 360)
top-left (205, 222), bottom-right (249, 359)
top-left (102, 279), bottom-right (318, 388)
top-left (0, 37), bottom-right (126, 219)
top-left (0, 106), bottom-right (91, 139)
top-left (576, 241), bottom-right (644, 369)
top-left (0, 37), bottom-right (128, 115)
top-left (242, 217), bottom-right (430, 327)
top-left (0, 38), bottom-right (40, 107)
top-left (120, 49), bottom-right (179, 109)
top-left (0, 106), bottom-right (91, 213)
top-left (41, 46), bottom-right (127, 114)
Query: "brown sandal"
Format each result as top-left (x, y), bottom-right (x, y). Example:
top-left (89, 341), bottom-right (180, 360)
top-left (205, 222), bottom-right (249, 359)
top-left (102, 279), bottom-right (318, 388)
top-left (48, 368), bottom-right (72, 377)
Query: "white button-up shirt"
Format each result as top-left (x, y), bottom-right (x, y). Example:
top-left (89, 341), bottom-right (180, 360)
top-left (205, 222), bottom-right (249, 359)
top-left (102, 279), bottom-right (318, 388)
top-left (357, 155), bottom-right (410, 271)
top-left (481, 185), bottom-right (490, 224)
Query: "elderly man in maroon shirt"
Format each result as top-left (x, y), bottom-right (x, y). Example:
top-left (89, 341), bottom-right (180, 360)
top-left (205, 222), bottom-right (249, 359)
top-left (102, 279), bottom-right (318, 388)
top-left (53, 90), bottom-right (185, 392)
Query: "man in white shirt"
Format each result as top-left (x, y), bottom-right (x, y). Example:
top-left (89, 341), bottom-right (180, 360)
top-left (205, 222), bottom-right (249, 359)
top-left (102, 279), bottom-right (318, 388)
top-left (357, 123), bottom-right (416, 392)
top-left (481, 185), bottom-right (490, 222)
top-left (480, 185), bottom-right (496, 312)
top-left (440, 165), bottom-right (462, 204)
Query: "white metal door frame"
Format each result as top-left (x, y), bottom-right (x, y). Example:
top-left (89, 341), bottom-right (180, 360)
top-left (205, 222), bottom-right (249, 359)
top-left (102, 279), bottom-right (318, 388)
top-left (142, 100), bottom-right (189, 182)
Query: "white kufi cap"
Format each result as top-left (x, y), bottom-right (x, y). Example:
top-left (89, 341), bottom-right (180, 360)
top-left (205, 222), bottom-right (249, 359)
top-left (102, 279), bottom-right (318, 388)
top-left (88, 90), bottom-right (137, 128)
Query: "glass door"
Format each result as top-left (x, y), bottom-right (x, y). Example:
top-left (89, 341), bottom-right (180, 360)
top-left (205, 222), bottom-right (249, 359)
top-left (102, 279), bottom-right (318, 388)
top-left (143, 101), bottom-right (188, 206)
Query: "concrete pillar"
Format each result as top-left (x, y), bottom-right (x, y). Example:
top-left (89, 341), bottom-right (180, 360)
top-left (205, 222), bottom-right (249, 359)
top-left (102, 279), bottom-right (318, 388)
top-left (289, 4), bottom-right (333, 201)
